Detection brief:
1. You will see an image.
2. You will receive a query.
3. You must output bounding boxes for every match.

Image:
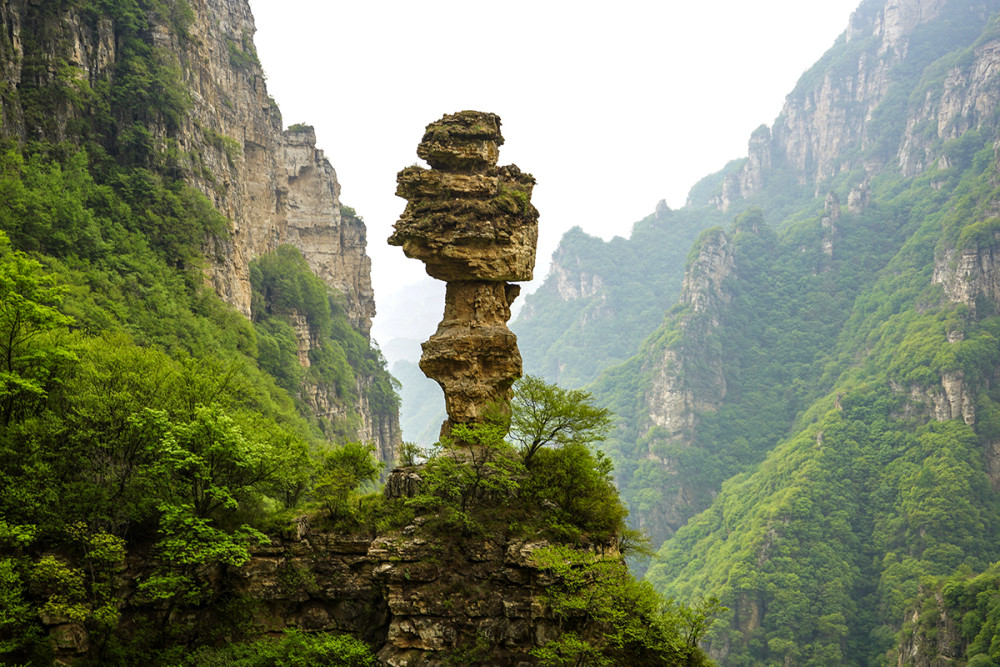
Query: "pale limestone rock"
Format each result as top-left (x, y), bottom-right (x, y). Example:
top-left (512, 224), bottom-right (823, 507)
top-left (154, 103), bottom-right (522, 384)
top-left (901, 39), bottom-right (1000, 176)
top-left (680, 229), bottom-right (735, 321)
top-left (738, 125), bottom-right (772, 197)
top-left (419, 281), bottom-right (523, 424)
top-left (0, 0), bottom-right (397, 457)
top-left (390, 112), bottom-right (538, 283)
top-left (553, 260), bottom-right (604, 301)
top-left (892, 371), bottom-right (975, 426)
top-left (933, 244), bottom-right (1000, 317)
top-left (731, 0), bottom-right (954, 202)
top-left (876, 0), bottom-right (947, 56)
top-left (821, 192), bottom-right (841, 258)
top-left (0, 0), bottom-right (393, 454)
top-left (637, 228), bottom-right (733, 535)
top-left (847, 182), bottom-right (870, 214)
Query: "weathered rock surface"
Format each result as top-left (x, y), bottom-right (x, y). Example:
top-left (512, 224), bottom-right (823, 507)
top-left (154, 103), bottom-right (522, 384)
top-left (420, 281), bottom-right (523, 424)
top-left (635, 228), bottom-right (734, 538)
top-left (933, 242), bottom-right (1000, 317)
top-left (390, 112), bottom-right (538, 283)
top-left (390, 112), bottom-right (538, 433)
top-left (115, 521), bottom-right (601, 667)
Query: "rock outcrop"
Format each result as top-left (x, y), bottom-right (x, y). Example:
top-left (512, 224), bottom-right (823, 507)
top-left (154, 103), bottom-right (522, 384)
top-left (389, 111), bottom-right (539, 433)
top-left (933, 241), bottom-right (1000, 317)
top-left (71, 520), bottom-right (615, 667)
top-left (643, 227), bottom-right (734, 444)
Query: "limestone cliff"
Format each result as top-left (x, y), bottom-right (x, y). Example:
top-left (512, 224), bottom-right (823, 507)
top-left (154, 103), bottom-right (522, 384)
top-left (629, 227), bottom-right (734, 537)
top-left (0, 0), bottom-right (398, 457)
top-left (35, 515), bottom-right (621, 666)
top-left (644, 228), bottom-right (734, 445)
top-left (719, 0), bottom-right (1000, 207)
top-left (229, 526), bottom-right (586, 667)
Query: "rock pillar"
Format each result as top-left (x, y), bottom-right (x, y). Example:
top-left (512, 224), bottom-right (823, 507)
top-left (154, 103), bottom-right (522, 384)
top-left (388, 111), bottom-right (538, 437)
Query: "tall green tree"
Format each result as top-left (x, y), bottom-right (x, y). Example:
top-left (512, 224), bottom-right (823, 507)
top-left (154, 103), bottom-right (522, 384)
top-left (509, 374), bottom-right (612, 466)
top-left (0, 231), bottom-right (75, 426)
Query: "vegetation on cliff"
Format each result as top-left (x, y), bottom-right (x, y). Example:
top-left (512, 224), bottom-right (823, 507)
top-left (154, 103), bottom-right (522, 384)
top-left (512, 1), bottom-right (1000, 664)
top-left (362, 376), bottom-right (719, 666)
top-left (513, 207), bottom-right (730, 388)
top-left (0, 0), bottom-right (399, 663)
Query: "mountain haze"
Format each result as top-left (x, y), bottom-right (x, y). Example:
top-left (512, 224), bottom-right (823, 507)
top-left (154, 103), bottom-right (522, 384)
top-left (517, 0), bottom-right (1000, 663)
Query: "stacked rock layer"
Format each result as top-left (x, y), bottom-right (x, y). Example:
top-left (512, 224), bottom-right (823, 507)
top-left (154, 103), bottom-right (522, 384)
top-left (389, 111), bottom-right (539, 433)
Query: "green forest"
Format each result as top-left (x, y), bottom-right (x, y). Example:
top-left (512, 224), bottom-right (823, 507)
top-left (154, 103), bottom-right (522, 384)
top-left (0, 0), bottom-right (723, 664)
top-left (507, 0), bottom-right (1000, 664)
top-left (0, 0), bottom-right (398, 662)
top-left (13, 0), bottom-right (1000, 663)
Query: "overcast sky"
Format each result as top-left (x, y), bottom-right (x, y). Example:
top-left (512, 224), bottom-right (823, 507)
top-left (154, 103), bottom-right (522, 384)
top-left (248, 0), bottom-right (861, 342)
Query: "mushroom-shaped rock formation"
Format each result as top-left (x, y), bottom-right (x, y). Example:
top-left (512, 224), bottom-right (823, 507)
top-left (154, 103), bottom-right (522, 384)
top-left (389, 111), bottom-right (539, 436)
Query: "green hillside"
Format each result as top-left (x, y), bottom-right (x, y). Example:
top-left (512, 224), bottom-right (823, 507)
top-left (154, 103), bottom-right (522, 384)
top-left (513, 206), bottom-right (728, 388)
top-left (514, 0), bottom-right (1000, 663)
top-left (0, 1), bottom-right (398, 661)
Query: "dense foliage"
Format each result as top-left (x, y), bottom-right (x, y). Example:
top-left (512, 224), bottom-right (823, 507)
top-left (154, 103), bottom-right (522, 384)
top-left (381, 377), bottom-right (721, 665)
top-left (250, 244), bottom-right (399, 436)
top-left (535, 5), bottom-right (1000, 664)
top-left (897, 562), bottom-right (1000, 665)
top-left (0, 0), bottom-right (395, 663)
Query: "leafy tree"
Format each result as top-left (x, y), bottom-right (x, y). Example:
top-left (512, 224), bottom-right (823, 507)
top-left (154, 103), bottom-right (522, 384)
top-left (520, 442), bottom-right (627, 544)
top-left (510, 374), bottom-right (612, 466)
top-left (531, 544), bottom-right (720, 666)
top-left (407, 418), bottom-right (526, 535)
top-left (137, 503), bottom-right (267, 619)
top-left (0, 521), bottom-right (40, 660)
top-left (314, 442), bottom-right (383, 519)
top-left (181, 628), bottom-right (377, 666)
top-left (0, 231), bottom-right (75, 426)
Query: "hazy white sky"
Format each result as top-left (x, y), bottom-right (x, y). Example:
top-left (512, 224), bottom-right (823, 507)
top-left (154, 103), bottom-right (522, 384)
top-left (249, 0), bottom-right (860, 336)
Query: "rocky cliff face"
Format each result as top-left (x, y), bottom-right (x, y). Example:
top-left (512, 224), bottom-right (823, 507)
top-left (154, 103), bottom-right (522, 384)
top-left (933, 241), bottom-right (1000, 317)
top-left (168, 1), bottom-right (374, 334)
top-left (931, 227), bottom-right (1000, 482)
top-left (0, 0), bottom-right (397, 455)
top-left (630, 228), bottom-right (734, 537)
top-left (644, 229), bottom-right (733, 448)
top-left (232, 526), bottom-right (577, 667)
top-left (725, 0), bottom-right (1000, 206)
top-left (43, 515), bottom-right (610, 666)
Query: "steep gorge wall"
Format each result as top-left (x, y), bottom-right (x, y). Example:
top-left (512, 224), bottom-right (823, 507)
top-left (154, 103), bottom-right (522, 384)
top-left (44, 516), bottom-right (600, 666)
top-left (0, 0), bottom-right (398, 456)
top-left (721, 0), bottom-right (1000, 206)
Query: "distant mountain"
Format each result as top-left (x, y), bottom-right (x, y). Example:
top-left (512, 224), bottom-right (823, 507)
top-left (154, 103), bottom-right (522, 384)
top-left (512, 202), bottom-right (727, 388)
top-left (523, 0), bottom-right (1000, 663)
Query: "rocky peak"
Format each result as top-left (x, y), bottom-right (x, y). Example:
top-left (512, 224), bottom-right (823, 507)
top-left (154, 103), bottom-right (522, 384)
top-left (679, 228), bottom-right (735, 322)
top-left (875, 0), bottom-right (948, 55)
top-left (279, 127), bottom-right (375, 335)
top-left (737, 125), bottom-right (772, 198)
top-left (725, 0), bottom-right (997, 206)
top-left (389, 111), bottom-right (539, 434)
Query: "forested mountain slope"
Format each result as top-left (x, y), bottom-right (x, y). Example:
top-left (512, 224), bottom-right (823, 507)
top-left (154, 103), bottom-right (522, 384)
top-left (0, 0), bottom-right (399, 456)
top-left (513, 203), bottom-right (728, 388)
top-left (0, 1), bottom-right (400, 658)
top-left (522, 0), bottom-right (1000, 664)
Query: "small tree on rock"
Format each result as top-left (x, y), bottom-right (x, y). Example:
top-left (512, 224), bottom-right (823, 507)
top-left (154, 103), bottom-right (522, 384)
top-left (509, 375), bottom-right (612, 466)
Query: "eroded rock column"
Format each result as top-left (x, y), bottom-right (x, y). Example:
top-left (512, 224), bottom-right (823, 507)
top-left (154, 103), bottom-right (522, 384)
top-left (388, 111), bottom-right (538, 436)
